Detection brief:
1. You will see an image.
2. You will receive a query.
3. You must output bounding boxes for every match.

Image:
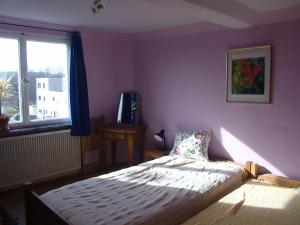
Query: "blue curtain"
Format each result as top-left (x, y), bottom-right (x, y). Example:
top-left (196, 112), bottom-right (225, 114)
top-left (70, 33), bottom-right (91, 136)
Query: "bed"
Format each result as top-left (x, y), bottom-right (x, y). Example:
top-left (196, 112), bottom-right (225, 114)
top-left (24, 155), bottom-right (251, 225)
top-left (182, 170), bottom-right (300, 225)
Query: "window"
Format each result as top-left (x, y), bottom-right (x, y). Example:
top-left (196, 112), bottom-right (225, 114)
top-left (0, 33), bottom-right (70, 127)
top-left (0, 37), bottom-right (21, 123)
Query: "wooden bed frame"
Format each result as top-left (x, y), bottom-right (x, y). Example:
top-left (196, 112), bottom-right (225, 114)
top-left (247, 162), bottom-right (300, 188)
top-left (258, 172), bottom-right (300, 188)
top-left (181, 165), bottom-right (300, 225)
top-left (23, 160), bottom-right (257, 225)
top-left (24, 182), bottom-right (70, 225)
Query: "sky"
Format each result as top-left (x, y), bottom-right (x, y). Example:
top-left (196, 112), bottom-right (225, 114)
top-left (0, 37), bottom-right (68, 75)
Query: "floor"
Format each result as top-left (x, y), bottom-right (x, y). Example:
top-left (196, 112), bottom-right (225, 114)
top-left (3, 201), bottom-right (25, 225)
top-left (0, 164), bottom-right (127, 225)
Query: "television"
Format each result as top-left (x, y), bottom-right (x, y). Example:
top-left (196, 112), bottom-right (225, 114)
top-left (117, 92), bottom-right (140, 124)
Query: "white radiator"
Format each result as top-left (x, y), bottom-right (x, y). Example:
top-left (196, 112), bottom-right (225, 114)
top-left (0, 130), bottom-right (81, 190)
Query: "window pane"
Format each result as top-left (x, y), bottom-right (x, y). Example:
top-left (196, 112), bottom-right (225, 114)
top-left (0, 37), bottom-right (21, 123)
top-left (27, 40), bottom-right (69, 121)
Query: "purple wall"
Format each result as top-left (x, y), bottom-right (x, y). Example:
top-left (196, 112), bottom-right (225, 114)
top-left (133, 20), bottom-right (300, 180)
top-left (81, 32), bottom-right (135, 163)
top-left (81, 32), bottom-right (134, 121)
top-left (2, 16), bottom-right (300, 179)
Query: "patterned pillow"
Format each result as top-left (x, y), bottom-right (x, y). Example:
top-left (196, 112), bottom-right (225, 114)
top-left (169, 130), bottom-right (211, 160)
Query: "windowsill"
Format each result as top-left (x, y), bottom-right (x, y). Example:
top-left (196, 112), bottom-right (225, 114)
top-left (0, 123), bottom-right (72, 139)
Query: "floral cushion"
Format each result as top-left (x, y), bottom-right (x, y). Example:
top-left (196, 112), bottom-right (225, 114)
top-left (169, 130), bottom-right (211, 160)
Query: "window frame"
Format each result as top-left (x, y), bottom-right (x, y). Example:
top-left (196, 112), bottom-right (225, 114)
top-left (0, 31), bottom-right (71, 129)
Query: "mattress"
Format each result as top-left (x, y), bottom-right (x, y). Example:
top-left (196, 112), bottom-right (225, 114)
top-left (182, 179), bottom-right (300, 225)
top-left (41, 156), bottom-right (245, 225)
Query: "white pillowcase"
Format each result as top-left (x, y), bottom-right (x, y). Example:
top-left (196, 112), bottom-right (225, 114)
top-left (169, 130), bottom-right (211, 160)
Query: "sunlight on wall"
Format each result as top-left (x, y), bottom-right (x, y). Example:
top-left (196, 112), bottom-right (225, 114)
top-left (220, 127), bottom-right (286, 177)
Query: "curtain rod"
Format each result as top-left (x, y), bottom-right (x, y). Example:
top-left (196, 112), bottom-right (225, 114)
top-left (0, 21), bottom-right (79, 35)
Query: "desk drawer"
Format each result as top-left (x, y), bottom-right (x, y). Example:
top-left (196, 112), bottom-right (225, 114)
top-left (103, 132), bottom-right (125, 140)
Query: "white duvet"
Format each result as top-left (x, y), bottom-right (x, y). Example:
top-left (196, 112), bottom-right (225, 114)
top-left (41, 156), bottom-right (245, 225)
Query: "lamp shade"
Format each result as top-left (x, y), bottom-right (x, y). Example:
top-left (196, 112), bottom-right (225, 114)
top-left (154, 129), bottom-right (165, 142)
top-left (154, 129), bottom-right (166, 151)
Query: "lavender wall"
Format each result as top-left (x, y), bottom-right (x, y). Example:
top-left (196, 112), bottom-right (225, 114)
top-left (2, 16), bottom-right (300, 179)
top-left (81, 32), bottom-right (134, 121)
top-left (133, 20), bottom-right (300, 180)
top-left (81, 32), bottom-right (135, 164)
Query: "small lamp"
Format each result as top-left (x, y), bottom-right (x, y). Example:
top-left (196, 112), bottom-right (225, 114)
top-left (154, 129), bottom-right (166, 151)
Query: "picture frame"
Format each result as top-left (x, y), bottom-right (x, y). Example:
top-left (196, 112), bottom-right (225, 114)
top-left (226, 45), bottom-right (271, 103)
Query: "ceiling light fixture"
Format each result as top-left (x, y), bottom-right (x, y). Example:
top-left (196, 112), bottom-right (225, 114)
top-left (92, 0), bottom-right (104, 16)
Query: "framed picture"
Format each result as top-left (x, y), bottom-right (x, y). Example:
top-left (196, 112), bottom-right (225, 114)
top-left (226, 45), bottom-right (271, 103)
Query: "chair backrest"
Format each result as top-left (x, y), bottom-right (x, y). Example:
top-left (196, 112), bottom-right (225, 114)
top-left (80, 116), bottom-right (104, 173)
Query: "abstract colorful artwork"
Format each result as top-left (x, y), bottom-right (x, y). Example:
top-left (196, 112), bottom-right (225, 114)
top-left (227, 46), bottom-right (271, 103)
top-left (232, 57), bottom-right (265, 94)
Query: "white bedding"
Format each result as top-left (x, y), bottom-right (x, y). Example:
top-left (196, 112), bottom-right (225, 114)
top-left (41, 156), bottom-right (245, 225)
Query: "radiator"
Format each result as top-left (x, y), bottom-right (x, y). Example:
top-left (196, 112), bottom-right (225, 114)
top-left (0, 130), bottom-right (81, 189)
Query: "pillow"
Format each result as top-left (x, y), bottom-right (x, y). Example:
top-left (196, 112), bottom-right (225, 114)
top-left (295, 188), bottom-right (300, 195)
top-left (169, 129), bottom-right (211, 160)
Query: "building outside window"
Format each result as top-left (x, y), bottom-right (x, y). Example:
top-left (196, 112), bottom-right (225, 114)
top-left (0, 34), bottom-right (70, 126)
top-left (36, 77), bottom-right (68, 119)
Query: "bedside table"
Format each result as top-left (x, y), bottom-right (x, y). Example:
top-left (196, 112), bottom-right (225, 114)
top-left (144, 149), bottom-right (169, 161)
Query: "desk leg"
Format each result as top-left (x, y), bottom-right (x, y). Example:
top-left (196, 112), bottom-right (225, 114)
top-left (111, 141), bottom-right (117, 166)
top-left (139, 131), bottom-right (145, 163)
top-left (127, 135), bottom-right (134, 166)
top-left (101, 133), bottom-right (107, 171)
top-left (99, 135), bottom-right (105, 171)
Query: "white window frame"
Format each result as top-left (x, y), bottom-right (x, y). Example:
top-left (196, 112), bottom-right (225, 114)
top-left (0, 31), bottom-right (71, 128)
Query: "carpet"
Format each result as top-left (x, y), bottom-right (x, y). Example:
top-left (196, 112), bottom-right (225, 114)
top-left (0, 206), bottom-right (18, 225)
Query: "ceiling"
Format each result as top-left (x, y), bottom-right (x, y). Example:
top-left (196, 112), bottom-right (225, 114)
top-left (0, 0), bottom-right (300, 33)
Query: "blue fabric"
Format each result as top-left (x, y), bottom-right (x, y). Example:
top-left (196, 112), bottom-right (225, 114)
top-left (70, 34), bottom-right (91, 136)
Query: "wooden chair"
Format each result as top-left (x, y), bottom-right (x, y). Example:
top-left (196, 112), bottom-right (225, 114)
top-left (80, 116), bottom-right (104, 173)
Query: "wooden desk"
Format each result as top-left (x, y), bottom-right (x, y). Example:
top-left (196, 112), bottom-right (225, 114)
top-left (101, 124), bottom-right (146, 167)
